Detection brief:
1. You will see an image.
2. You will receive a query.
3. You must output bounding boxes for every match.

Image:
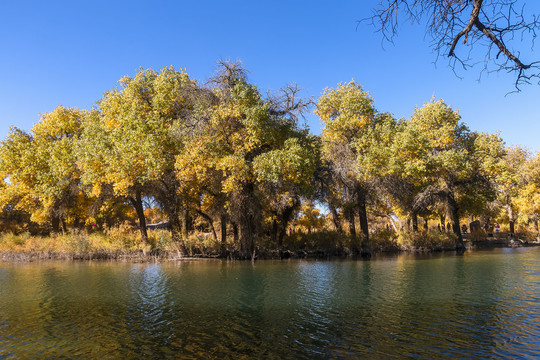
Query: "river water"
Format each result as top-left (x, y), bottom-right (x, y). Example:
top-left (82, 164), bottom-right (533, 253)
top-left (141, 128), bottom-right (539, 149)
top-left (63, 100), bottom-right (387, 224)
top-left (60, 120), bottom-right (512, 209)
top-left (0, 248), bottom-right (539, 359)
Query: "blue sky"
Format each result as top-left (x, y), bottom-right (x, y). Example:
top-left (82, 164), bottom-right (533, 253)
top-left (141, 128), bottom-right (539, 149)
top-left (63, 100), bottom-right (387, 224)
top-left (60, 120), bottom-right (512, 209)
top-left (1, 0), bottom-right (539, 152)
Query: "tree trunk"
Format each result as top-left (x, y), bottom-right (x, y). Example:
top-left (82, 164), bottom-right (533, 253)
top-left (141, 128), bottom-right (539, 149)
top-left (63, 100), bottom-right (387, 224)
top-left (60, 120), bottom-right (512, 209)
top-left (507, 204), bottom-right (515, 236)
top-left (346, 207), bottom-right (356, 237)
top-left (357, 189), bottom-right (371, 258)
top-left (196, 209), bottom-right (218, 241)
top-left (277, 223), bottom-right (288, 246)
top-left (277, 224), bottom-right (288, 246)
top-left (182, 209), bottom-right (192, 239)
top-left (220, 214), bottom-right (227, 257)
top-left (270, 218), bottom-right (278, 246)
top-left (440, 214), bottom-right (446, 231)
top-left (51, 216), bottom-right (60, 234)
top-left (232, 222), bottom-right (239, 244)
top-left (235, 184), bottom-right (260, 260)
top-left (167, 207), bottom-right (186, 255)
top-left (128, 189), bottom-right (148, 244)
top-left (278, 205), bottom-right (297, 247)
top-left (156, 173), bottom-right (186, 253)
top-left (447, 191), bottom-right (464, 251)
top-left (238, 217), bottom-right (257, 260)
top-left (73, 216), bottom-right (81, 230)
top-left (330, 204), bottom-right (343, 233)
top-left (411, 212), bottom-right (418, 232)
top-left (424, 217), bottom-right (428, 230)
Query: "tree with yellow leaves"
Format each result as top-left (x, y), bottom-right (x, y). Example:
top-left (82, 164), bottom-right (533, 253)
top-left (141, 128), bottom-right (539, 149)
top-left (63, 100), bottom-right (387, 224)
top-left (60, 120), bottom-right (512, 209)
top-left (513, 152), bottom-right (540, 233)
top-left (297, 200), bottom-right (325, 233)
top-left (393, 98), bottom-right (503, 249)
top-left (317, 81), bottom-right (397, 257)
top-left (492, 146), bottom-right (529, 235)
top-left (0, 106), bottom-right (86, 232)
top-left (177, 61), bottom-right (317, 258)
top-left (77, 66), bottom-right (195, 245)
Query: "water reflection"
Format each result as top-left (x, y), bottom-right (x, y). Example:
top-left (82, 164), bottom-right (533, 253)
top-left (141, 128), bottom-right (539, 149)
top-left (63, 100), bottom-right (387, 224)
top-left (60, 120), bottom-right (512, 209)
top-left (121, 264), bottom-right (173, 357)
top-left (0, 248), bottom-right (539, 359)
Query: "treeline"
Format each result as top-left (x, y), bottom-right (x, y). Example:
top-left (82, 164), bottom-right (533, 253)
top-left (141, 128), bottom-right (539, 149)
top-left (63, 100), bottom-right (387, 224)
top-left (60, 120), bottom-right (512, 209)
top-left (1, 62), bottom-right (539, 258)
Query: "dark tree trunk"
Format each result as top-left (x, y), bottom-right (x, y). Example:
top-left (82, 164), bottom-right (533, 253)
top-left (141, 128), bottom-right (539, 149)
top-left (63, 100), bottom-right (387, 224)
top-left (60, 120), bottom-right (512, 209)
top-left (168, 213), bottom-right (182, 240)
top-left (238, 218), bottom-right (257, 260)
top-left (236, 183), bottom-right (260, 260)
top-left (507, 204), bottom-right (515, 236)
top-left (447, 190), bottom-right (464, 251)
top-left (411, 212), bottom-right (418, 232)
top-left (220, 214), bottom-right (227, 257)
top-left (277, 222), bottom-right (287, 247)
top-left (277, 223), bottom-right (288, 247)
top-left (155, 173), bottom-right (186, 253)
top-left (440, 214), bottom-right (446, 231)
top-left (196, 209), bottom-right (218, 241)
top-left (232, 222), bottom-right (239, 244)
top-left (73, 216), bottom-right (81, 230)
top-left (182, 209), bottom-right (192, 239)
top-left (330, 204), bottom-right (343, 233)
top-left (346, 207), bottom-right (356, 237)
top-left (51, 216), bottom-right (60, 233)
top-left (357, 189), bottom-right (371, 259)
top-left (278, 205), bottom-right (297, 247)
top-left (167, 208), bottom-right (186, 255)
top-left (128, 189), bottom-right (148, 244)
top-left (270, 218), bottom-right (278, 246)
top-left (424, 218), bottom-right (428, 230)
top-left (346, 206), bottom-right (358, 255)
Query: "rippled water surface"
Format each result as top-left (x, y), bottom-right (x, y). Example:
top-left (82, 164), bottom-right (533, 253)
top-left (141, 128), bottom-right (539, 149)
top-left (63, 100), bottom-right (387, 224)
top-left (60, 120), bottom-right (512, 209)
top-left (1, 248), bottom-right (539, 359)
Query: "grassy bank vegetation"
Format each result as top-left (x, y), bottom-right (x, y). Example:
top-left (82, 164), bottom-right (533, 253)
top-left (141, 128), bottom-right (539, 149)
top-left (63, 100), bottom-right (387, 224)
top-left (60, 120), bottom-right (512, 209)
top-left (2, 224), bottom-right (527, 262)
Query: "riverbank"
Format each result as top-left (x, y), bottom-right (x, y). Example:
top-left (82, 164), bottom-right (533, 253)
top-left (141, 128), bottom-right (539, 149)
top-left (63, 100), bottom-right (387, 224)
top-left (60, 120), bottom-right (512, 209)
top-left (1, 228), bottom-right (538, 262)
top-left (1, 237), bottom-right (538, 262)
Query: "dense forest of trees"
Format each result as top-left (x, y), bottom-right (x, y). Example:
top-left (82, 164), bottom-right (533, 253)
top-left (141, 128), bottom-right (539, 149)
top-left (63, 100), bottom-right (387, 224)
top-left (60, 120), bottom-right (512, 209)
top-left (1, 63), bottom-right (539, 259)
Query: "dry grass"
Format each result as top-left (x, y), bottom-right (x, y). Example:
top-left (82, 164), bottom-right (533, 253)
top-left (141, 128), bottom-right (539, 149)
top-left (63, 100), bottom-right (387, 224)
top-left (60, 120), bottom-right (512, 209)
top-left (0, 227), bottom-right (229, 258)
top-left (370, 229), bottom-right (399, 251)
top-left (396, 230), bottom-right (457, 250)
top-left (281, 230), bottom-right (354, 252)
top-left (0, 224), bottom-right (150, 255)
top-left (0, 226), bottom-right (467, 260)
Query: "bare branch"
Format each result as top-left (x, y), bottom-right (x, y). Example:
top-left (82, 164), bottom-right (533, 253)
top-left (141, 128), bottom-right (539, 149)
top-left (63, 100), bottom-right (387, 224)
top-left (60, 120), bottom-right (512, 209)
top-left (268, 84), bottom-right (314, 125)
top-left (209, 59), bottom-right (248, 90)
top-left (367, 0), bottom-right (540, 89)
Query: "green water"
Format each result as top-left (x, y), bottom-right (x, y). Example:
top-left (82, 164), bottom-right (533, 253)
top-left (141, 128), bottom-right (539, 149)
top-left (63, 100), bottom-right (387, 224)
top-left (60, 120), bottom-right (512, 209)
top-left (1, 248), bottom-right (539, 359)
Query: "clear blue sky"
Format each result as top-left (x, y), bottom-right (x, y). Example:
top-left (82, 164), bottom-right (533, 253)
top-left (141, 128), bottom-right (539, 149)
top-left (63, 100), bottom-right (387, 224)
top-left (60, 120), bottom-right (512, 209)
top-left (1, 1), bottom-right (539, 152)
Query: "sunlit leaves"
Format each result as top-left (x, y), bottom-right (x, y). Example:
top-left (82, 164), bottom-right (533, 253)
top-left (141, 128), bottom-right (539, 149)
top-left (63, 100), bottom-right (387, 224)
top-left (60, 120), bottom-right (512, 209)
top-left (253, 137), bottom-right (319, 191)
top-left (395, 98), bottom-right (473, 182)
top-left (515, 153), bottom-right (540, 222)
top-left (317, 81), bottom-right (376, 137)
top-left (78, 66), bottom-right (192, 197)
top-left (0, 106), bottom-right (85, 226)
